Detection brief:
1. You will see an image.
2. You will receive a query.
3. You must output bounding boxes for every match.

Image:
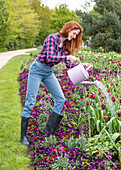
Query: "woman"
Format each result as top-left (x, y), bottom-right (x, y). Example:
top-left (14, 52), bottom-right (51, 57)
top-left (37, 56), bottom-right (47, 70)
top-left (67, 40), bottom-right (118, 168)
top-left (21, 21), bottom-right (93, 146)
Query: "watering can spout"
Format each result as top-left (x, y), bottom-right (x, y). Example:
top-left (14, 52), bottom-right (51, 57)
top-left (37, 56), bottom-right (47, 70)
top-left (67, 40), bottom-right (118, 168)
top-left (80, 80), bottom-right (99, 86)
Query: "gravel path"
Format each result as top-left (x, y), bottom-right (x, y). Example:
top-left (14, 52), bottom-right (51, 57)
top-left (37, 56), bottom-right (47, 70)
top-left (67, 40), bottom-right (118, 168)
top-left (0, 48), bottom-right (37, 69)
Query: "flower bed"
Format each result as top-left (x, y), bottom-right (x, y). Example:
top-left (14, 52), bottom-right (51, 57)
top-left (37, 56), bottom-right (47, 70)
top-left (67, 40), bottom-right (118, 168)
top-left (18, 51), bottom-right (121, 169)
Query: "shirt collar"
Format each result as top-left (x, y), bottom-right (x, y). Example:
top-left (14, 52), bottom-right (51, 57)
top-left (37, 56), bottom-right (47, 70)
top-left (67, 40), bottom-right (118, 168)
top-left (57, 32), bottom-right (61, 44)
top-left (57, 32), bottom-right (67, 48)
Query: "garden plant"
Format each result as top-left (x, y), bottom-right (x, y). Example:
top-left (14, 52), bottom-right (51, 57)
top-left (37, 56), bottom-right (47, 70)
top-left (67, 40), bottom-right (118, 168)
top-left (18, 49), bottom-right (121, 169)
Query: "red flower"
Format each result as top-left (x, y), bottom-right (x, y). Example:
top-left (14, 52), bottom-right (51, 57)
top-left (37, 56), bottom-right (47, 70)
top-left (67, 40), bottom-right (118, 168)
top-left (52, 155), bottom-right (56, 158)
top-left (110, 70), bottom-right (112, 74)
top-left (48, 159), bottom-right (52, 161)
top-left (98, 90), bottom-right (101, 95)
top-left (95, 151), bottom-right (99, 155)
top-left (59, 133), bottom-right (63, 138)
top-left (63, 104), bottom-right (66, 109)
top-left (86, 101), bottom-right (89, 106)
top-left (103, 115), bottom-right (107, 120)
top-left (38, 159), bottom-right (42, 163)
top-left (53, 149), bottom-right (56, 152)
top-left (68, 134), bottom-right (72, 137)
top-left (107, 88), bottom-right (110, 92)
top-left (90, 94), bottom-right (95, 99)
top-left (110, 82), bottom-right (113, 85)
top-left (102, 104), bottom-right (106, 109)
top-left (92, 94), bottom-right (95, 98)
top-left (112, 96), bottom-right (115, 102)
top-left (28, 127), bottom-right (32, 131)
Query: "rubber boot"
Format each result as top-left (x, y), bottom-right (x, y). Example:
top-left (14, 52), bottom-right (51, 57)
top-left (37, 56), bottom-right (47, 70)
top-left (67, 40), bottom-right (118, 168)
top-left (45, 111), bottom-right (63, 133)
top-left (21, 117), bottom-right (29, 146)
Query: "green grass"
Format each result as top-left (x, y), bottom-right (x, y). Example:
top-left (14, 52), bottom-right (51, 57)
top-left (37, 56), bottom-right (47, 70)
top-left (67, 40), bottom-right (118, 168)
top-left (0, 55), bottom-right (31, 170)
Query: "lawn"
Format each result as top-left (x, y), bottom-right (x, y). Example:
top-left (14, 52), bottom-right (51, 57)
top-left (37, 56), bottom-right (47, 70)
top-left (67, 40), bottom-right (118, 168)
top-left (0, 55), bottom-right (31, 170)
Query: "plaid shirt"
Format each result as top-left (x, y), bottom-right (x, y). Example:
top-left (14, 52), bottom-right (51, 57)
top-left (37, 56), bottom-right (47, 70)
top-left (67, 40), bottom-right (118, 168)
top-left (36, 32), bottom-right (78, 68)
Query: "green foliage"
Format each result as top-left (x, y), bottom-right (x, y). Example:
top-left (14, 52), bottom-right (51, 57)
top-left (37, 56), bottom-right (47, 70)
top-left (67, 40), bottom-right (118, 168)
top-left (0, 0), bottom-right (10, 50)
top-left (39, 135), bottom-right (57, 148)
top-left (5, 0), bottom-right (39, 50)
top-left (0, 47), bottom-right (8, 52)
top-left (86, 135), bottom-right (114, 154)
top-left (50, 4), bottom-right (80, 33)
top-left (30, 0), bottom-right (53, 45)
top-left (51, 155), bottom-right (72, 170)
top-left (80, 47), bottom-right (92, 52)
top-left (76, 0), bottom-right (121, 53)
top-left (68, 133), bottom-right (87, 151)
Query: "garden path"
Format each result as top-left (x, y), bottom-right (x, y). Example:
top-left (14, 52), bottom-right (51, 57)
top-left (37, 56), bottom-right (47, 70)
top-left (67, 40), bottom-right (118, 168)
top-left (0, 48), bottom-right (37, 69)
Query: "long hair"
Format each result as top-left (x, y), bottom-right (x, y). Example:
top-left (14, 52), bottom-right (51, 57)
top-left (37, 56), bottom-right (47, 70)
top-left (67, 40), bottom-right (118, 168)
top-left (60, 21), bottom-right (83, 56)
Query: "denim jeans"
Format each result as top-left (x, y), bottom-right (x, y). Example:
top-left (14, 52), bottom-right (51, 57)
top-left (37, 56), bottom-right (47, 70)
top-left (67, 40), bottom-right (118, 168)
top-left (22, 60), bottom-right (65, 118)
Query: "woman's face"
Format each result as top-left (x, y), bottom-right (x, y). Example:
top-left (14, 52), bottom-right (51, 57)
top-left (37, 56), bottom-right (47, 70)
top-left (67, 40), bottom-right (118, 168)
top-left (68, 29), bottom-right (80, 41)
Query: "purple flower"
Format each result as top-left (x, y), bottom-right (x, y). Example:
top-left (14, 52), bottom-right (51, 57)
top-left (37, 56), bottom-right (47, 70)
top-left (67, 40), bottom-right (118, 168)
top-left (117, 112), bottom-right (121, 117)
top-left (42, 102), bottom-right (45, 107)
top-left (18, 60), bottom-right (121, 170)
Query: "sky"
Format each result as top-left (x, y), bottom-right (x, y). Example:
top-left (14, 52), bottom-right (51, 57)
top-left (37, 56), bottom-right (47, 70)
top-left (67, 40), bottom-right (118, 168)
top-left (42, 0), bottom-right (95, 11)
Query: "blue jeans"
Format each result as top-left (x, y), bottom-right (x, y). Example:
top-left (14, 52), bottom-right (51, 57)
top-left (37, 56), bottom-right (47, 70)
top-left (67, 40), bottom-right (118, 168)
top-left (22, 60), bottom-right (65, 118)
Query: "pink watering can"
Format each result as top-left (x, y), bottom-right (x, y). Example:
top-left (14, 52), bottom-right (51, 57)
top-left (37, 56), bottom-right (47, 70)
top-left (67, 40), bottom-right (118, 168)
top-left (67, 64), bottom-right (98, 86)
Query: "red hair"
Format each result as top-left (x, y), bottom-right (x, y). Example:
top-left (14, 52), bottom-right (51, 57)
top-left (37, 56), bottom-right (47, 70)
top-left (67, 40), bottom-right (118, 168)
top-left (60, 21), bottom-right (83, 55)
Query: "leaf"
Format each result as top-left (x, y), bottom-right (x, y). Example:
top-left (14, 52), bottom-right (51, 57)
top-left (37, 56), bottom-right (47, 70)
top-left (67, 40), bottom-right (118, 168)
top-left (94, 117), bottom-right (117, 144)
top-left (107, 117), bottom-right (116, 126)
top-left (112, 133), bottom-right (121, 141)
top-left (104, 129), bottom-right (118, 151)
top-left (117, 120), bottom-right (121, 127)
top-left (90, 106), bottom-right (98, 121)
top-left (96, 120), bottom-right (101, 132)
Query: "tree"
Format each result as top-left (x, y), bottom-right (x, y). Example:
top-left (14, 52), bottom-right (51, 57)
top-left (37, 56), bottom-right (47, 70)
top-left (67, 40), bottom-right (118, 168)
top-left (76, 0), bottom-right (121, 52)
top-left (0, 0), bottom-right (10, 51)
top-left (30, 0), bottom-right (53, 45)
top-left (50, 4), bottom-right (80, 33)
top-left (76, 10), bottom-right (89, 41)
top-left (5, 0), bottom-right (39, 49)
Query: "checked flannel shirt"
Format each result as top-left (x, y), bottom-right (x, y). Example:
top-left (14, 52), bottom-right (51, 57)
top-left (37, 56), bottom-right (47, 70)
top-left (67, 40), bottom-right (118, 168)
top-left (36, 32), bottom-right (78, 68)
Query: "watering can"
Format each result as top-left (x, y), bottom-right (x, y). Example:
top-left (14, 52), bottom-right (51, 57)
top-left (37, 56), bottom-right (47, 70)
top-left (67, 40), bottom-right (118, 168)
top-left (67, 63), bottom-right (98, 86)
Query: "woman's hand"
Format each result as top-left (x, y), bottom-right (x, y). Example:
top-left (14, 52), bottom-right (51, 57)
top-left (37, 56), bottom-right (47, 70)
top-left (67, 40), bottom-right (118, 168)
top-left (67, 55), bottom-right (80, 63)
top-left (81, 63), bottom-right (93, 70)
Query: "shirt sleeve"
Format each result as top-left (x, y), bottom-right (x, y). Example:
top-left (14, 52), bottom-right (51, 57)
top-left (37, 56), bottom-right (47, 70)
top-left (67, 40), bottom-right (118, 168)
top-left (65, 60), bottom-right (79, 68)
top-left (46, 35), bottom-right (67, 64)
